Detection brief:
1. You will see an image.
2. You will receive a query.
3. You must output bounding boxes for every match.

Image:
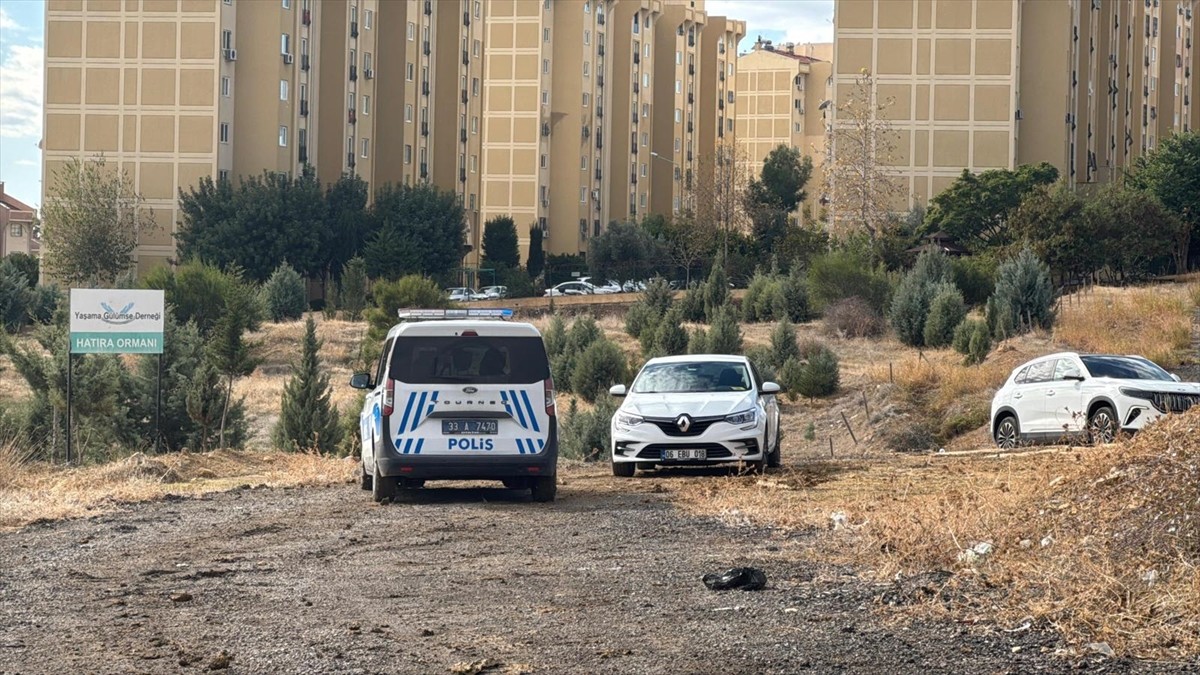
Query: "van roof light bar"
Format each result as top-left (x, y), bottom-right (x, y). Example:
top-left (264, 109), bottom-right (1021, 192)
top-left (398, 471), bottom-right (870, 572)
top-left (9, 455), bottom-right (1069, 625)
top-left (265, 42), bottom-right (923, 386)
top-left (396, 308), bottom-right (514, 321)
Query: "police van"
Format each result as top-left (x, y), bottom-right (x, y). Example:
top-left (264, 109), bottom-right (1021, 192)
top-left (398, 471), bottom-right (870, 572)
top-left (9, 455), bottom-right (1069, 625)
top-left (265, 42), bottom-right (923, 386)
top-left (350, 309), bottom-right (558, 503)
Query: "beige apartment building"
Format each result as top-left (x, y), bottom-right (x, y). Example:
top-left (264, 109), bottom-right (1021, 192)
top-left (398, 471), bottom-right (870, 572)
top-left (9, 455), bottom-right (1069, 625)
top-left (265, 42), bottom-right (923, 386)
top-left (735, 39), bottom-right (834, 220)
top-left (830, 0), bottom-right (1199, 216)
top-left (43, 0), bottom-right (746, 271)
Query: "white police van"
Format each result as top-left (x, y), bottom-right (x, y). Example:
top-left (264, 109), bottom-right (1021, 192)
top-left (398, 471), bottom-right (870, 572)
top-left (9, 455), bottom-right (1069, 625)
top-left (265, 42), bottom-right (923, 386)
top-left (350, 309), bottom-right (558, 502)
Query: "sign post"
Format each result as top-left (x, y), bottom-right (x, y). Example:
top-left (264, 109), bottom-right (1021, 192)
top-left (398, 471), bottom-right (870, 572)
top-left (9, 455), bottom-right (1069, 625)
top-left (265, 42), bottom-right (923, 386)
top-left (68, 289), bottom-right (165, 462)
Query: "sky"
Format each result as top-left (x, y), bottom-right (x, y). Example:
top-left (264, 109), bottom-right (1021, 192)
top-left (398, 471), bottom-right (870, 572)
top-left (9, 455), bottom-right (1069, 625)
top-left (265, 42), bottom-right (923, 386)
top-left (0, 0), bottom-right (832, 211)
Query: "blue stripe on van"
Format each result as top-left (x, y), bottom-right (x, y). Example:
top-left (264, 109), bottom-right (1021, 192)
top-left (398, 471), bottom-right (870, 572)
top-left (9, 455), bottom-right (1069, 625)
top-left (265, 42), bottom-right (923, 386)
top-left (397, 392), bottom-right (416, 437)
top-left (519, 390), bottom-right (541, 433)
top-left (515, 438), bottom-right (525, 454)
top-left (411, 392), bottom-right (429, 432)
top-left (414, 438), bottom-right (424, 455)
top-left (509, 389), bottom-right (528, 429)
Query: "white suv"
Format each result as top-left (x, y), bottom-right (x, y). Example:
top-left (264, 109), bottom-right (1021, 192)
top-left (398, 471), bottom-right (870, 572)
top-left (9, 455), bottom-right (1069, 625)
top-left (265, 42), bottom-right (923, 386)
top-left (609, 355), bottom-right (782, 476)
top-left (990, 352), bottom-right (1200, 448)
top-left (351, 309), bottom-right (558, 502)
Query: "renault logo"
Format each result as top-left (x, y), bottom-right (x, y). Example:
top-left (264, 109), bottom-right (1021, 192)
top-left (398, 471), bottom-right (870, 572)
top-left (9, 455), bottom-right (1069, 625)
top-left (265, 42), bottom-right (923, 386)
top-left (675, 414), bottom-right (692, 433)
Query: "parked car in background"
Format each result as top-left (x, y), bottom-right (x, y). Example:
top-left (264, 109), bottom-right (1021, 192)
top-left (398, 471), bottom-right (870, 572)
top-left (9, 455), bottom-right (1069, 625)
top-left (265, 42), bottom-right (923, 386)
top-left (544, 281), bottom-right (596, 297)
top-left (595, 280), bottom-right (623, 294)
top-left (480, 285), bottom-right (509, 299)
top-left (622, 280), bottom-right (648, 293)
top-left (445, 287), bottom-right (485, 302)
top-left (609, 355), bottom-right (782, 476)
top-left (990, 352), bottom-right (1200, 449)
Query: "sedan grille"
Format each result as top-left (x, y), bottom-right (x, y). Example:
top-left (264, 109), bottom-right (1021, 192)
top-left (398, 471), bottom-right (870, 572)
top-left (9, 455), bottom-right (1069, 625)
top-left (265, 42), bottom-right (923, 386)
top-left (645, 416), bottom-right (723, 437)
top-left (1150, 392), bottom-right (1200, 414)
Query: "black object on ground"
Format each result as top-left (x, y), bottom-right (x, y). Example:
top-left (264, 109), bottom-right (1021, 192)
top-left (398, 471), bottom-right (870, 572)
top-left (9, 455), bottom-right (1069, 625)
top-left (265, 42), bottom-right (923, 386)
top-left (703, 567), bottom-right (767, 591)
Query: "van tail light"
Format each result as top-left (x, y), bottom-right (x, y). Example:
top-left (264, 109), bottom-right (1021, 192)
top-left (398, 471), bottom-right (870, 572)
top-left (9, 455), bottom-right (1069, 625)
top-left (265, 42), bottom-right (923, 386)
top-left (544, 377), bottom-right (556, 417)
top-left (382, 379), bottom-right (396, 416)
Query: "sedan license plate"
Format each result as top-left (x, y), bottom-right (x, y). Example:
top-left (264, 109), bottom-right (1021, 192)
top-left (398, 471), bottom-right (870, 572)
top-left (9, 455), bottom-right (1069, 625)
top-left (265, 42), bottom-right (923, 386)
top-left (661, 448), bottom-right (707, 461)
top-left (441, 419), bottom-right (498, 435)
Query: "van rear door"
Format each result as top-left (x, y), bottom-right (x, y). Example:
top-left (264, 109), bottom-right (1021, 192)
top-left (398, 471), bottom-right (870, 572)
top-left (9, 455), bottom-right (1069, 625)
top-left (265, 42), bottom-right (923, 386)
top-left (385, 333), bottom-right (552, 456)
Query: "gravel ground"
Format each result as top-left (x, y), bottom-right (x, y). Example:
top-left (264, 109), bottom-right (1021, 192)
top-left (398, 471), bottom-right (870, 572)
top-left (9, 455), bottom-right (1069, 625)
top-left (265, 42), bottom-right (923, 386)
top-left (0, 467), bottom-right (1191, 674)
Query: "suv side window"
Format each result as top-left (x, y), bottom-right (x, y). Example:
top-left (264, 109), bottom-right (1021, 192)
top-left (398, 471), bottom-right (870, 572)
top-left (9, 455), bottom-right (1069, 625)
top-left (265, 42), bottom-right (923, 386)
top-left (1014, 366), bottom-right (1031, 384)
top-left (1025, 360), bottom-right (1056, 384)
top-left (1054, 359), bottom-right (1083, 381)
top-left (374, 338), bottom-right (394, 386)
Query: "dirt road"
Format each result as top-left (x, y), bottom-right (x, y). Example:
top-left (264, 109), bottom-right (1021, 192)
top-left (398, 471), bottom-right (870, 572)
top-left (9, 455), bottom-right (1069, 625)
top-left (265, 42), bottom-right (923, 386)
top-left (0, 466), bottom-right (1181, 674)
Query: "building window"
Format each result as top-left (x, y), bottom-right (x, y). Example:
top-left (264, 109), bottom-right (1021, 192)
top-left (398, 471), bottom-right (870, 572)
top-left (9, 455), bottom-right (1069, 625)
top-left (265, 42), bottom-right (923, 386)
top-left (583, 92), bottom-right (590, 106)
top-left (281, 33), bottom-right (290, 55)
top-left (362, 94), bottom-right (370, 115)
top-left (10, 223), bottom-right (23, 237)
top-left (639, 192), bottom-right (646, 208)
top-left (543, 59), bottom-right (550, 74)
top-left (471, 116), bottom-right (478, 134)
top-left (584, 30), bottom-right (590, 45)
top-left (280, 80), bottom-right (288, 101)
top-left (676, 51), bottom-right (682, 65)
top-left (407, 22), bottom-right (415, 40)
top-left (404, 144), bottom-right (412, 164)
top-left (222, 76), bottom-right (231, 97)
top-left (641, 132), bottom-right (648, 146)
top-left (633, 16), bottom-right (640, 34)
top-left (542, 90), bottom-right (549, 105)
top-left (472, 77), bottom-right (479, 96)
top-left (583, 62), bottom-right (589, 77)
top-left (474, 1), bottom-right (481, 18)
top-left (471, 155), bottom-right (478, 173)
top-left (473, 39), bottom-right (481, 57)
top-left (219, 169), bottom-right (229, 180)
top-left (580, 187), bottom-right (588, 203)
top-left (222, 30), bottom-right (233, 50)
top-left (674, 108), bottom-right (682, 123)
top-left (300, 83), bottom-right (307, 101)
top-left (727, 118), bottom-right (733, 131)
top-left (581, 155), bottom-right (588, 170)
top-left (544, 27), bottom-right (550, 42)
top-left (642, 103), bottom-right (649, 117)
top-left (365, 9), bottom-right (373, 29)
top-left (674, 137), bottom-right (681, 151)
top-left (541, 154), bottom-right (548, 168)
top-left (347, 136), bottom-right (354, 154)
top-left (640, 163), bottom-right (647, 176)
top-left (282, 0), bottom-right (290, 8)
top-left (643, 72), bottom-right (650, 88)
top-left (469, 193), bottom-right (476, 210)
top-left (584, 1), bottom-right (590, 13)
top-left (364, 52), bottom-right (372, 71)
top-left (405, 104), bottom-right (413, 122)
top-left (300, 37), bottom-right (308, 56)
top-left (362, 138), bottom-right (370, 158)
top-left (220, 123), bottom-right (230, 143)
top-left (279, 126), bottom-right (288, 147)
top-left (406, 63), bottom-right (415, 81)
top-left (675, 79), bottom-right (681, 93)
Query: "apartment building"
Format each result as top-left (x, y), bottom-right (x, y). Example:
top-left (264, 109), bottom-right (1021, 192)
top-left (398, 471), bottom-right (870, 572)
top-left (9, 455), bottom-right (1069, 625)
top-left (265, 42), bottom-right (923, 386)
top-left (1, 182), bottom-right (38, 258)
top-left (735, 39), bottom-right (833, 219)
top-left (830, 0), bottom-right (1200, 216)
top-left (43, 0), bottom-right (747, 270)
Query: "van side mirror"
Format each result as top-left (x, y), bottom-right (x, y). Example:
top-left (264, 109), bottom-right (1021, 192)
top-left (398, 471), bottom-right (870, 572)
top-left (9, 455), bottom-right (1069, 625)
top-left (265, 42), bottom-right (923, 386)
top-left (609, 384), bottom-right (627, 397)
top-left (760, 382), bottom-right (781, 395)
top-left (350, 372), bottom-right (374, 389)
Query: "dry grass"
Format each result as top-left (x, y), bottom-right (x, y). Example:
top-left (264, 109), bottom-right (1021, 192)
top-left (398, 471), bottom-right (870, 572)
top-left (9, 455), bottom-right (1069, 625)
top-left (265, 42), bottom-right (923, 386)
top-left (1055, 285), bottom-right (1196, 367)
top-left (671, 408), bottom-right (1200, 660)
top-left (0, 446), bottom-right (357, 531)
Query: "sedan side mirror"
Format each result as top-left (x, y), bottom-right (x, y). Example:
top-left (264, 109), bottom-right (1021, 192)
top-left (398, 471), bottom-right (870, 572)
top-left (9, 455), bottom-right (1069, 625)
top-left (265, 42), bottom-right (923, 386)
top-left (760, 382), bottom-right (781, 395)
top-left (609, 384), bottom-right (627, 397)
top-left (350, 372), bottom-right (374, 390)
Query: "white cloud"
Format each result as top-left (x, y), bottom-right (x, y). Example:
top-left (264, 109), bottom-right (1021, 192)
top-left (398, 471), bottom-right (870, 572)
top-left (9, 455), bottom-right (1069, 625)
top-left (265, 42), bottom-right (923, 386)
top-left (0, 42), bottom-right (43, 138)
top-left (14, 158), bottom-right (38, 167)
top-left (707, 0), bottom-right (834, 48)
top-left (0, 8), bottom-right (20, 31)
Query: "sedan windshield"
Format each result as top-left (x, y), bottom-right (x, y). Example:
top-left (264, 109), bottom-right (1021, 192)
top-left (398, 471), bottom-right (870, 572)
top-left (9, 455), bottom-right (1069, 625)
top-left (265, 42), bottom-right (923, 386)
top-left (1080, 355), bottom-right (1174, 381)
top-left (632, 362), bottom-right (751, 393)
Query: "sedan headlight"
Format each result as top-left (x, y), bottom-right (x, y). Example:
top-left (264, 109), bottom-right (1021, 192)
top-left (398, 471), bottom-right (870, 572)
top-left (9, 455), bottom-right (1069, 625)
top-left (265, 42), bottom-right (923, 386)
top-left (725, 409), bottom-right (757, 426)
top-left (616, 412), bottom-right (644, 427)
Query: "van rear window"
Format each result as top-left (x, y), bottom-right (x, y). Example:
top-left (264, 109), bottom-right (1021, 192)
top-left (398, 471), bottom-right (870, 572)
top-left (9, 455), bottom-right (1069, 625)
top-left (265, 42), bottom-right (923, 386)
top-left (389, 336), bottom-right (551, 384)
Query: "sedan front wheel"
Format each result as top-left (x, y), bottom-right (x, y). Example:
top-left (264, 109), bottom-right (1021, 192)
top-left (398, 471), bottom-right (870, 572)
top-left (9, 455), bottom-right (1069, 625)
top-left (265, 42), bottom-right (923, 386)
top-left (994, 416), bottom-right (1020, 450)
top-left (1088, 405), bottom-right (1118, 444)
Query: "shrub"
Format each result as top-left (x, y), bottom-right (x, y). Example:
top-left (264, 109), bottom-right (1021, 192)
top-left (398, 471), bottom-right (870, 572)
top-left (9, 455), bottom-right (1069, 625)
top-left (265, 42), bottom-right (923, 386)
top-left (794, 343), bottom-right (840, 398)
top-left (141, 261), bottom-right (239, 335)
top-left (552, 315), bottom-right (606, 394)
top-left (703, 263), bottom-right (728, 322)
top-left (889, 251), bottom-right (954, 347)
top-left (778, 357), bottom-right (805, 402)
top-left (952, 319), bottom-right (992, 365)
top-left (951, 256), bottom-right (995, 307)
top-left (769, 318), bottom-right (800, 370)
top-left (625, 277), bottom-right (673, 338)
top-left (678, 283), bottom-right (707, 323)
top-left (781, 264), bottom-right (812, 323)
top-left (742, 273), bottom-right (772, 322)
top-left (624, 302), bottom-right (659, 340)
top-left (498, 265), bottom-right (536, 299)
top-left (338, 257), bottom-right (369, 321)
top-left (560, 395), bottom-right (619, 461)
top-left (274, 317), bottom-right (343, 453)
top-left (365, 274), bottom-right (447, 349)
top-left (0, 261), bottom-right (30, 331)
top-left (543, 315), bottom-right (567, 358)
top-left (923, 285), bottom-right (967, 348)
top-left (3, 252), bottom-right (38, 288)
top-left (822, 297), bottom-right (885, 338)
top-left (807, 250), bottom-right (894, 314)
top-left (571, 339), bottom-right (628, 403)
top-left (688, 327), bottom-right (709, 354)
top-left (261, 262), bottom-right (308, 322)
top-left (705, 305), bottom-right (743, 355)
top-left (988, 248), bottom-right (1056, 338)
top-left (651, 308), bottom-right (689, 357)
top-left (745, 345), bottom-right (777, 384)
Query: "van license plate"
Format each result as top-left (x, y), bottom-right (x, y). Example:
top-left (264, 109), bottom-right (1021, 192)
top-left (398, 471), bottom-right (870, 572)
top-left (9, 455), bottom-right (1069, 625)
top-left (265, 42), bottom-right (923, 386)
top-left (442, 420), bottom-right (498, 435)
top-left (661, 448), bottom-right (706, 461)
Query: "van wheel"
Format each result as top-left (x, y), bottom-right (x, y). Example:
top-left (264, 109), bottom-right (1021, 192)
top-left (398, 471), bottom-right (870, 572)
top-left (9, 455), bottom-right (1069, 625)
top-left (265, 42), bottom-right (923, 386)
top-left (360, 459), bottom-right (373, 490)
top-left (612, 461), bottom-right (636, 477)
top-left (530, 476), bottom-right (557, 502)
top-left (372, 465), bottom-right (398, 504)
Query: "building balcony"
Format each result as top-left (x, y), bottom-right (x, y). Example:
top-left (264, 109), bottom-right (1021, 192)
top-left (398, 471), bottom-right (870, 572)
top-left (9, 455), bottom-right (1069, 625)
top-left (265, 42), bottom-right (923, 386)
top-left (350, 21), bottom-right (358, 38)
top-left (299, 144), bottom-right (308, 163)
top-left (300, 99), bottom-right (309, 116)
top-left (350, 65), bottom-right (357, 81)
top-left (349, 108), bottom-right (356, 124)
top-left (301, 53), bottom-right (310, 71)
top-left (302, 9), bottom-right (311, 26)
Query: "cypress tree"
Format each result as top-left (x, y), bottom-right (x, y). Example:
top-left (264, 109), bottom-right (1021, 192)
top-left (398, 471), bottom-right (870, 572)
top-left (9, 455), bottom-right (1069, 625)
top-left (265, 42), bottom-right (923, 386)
top-left (275, 317), bottom-right (343, 453)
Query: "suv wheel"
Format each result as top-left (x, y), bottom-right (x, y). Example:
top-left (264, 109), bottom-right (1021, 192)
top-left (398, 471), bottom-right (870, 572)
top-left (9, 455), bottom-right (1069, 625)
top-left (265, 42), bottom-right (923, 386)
top-left (530, 476), bottom-right (557, 502)
top-left (612, 461), bottom-right (636, 477)
top-left (994, 415), bottom-right (1020, 449)
top-left (1088, 405), bottom-right (1118, 444)
top-left (371, 463), bottom-right (398, 503)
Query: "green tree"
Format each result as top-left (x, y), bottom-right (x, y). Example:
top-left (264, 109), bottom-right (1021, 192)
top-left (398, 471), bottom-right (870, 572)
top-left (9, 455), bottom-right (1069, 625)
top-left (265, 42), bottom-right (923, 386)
top-left (261, 262), bottom-right (308, 322)
top-left (1085, 183), bottom-right (1188, 280)
top-left (338, 257), bottom-right (369, 321)
top-left (923, 285), bottom-right (967, 349)
top-left (795, 345), bottom-right (840, 399)
top-left (705, 305), bottom-right (743, 355)
top-left (747, 145), bottom-right (814, 213)
top-left (3, 252), bottom-right (38, 289)
top-left (888, 251), bottom-right (953, 347)
top-left (571, 340), bottom-right (629, 403)
top-left (923, 163), bottom-right (1059, 252)
top-left (364, 274), bottom-right (447, 355)
top-left (1126, 130), bottom-right (1200, 272)
top-left (987, 248), bottom-right (1056, 338)
top-left (527, 225), bottom-right (545, 279)
top-left (587, 220), bottom-right (665, 281)
top-left (364, 183), bottom-right (466, 282)
top-left (702, 261), bottom-right (728, 322)
top-left (275, 317), bottom-right (343, 453)
top-left (39, 155), bottom-right (155, 286)
top-left (323, 173), bottom-right (371, 278)
top-left (185, 359), bottom-right (227, 452)
top-left (482, 215), bottom-right (520, 270)
top-left (0, 260), bottom-right (31, 331)
top-left (140, 261), bottom-right (239, 336)
top-left (207, 280), bottom-right (263, 447)
top-left (807, 250), bottom-right (894, 315)
top-left (651, 307), bottom-right (689, 358)
top-left (1009, 182), bottom-right (1095, 284)
top-left (769, 318), bottom-right (800, 370)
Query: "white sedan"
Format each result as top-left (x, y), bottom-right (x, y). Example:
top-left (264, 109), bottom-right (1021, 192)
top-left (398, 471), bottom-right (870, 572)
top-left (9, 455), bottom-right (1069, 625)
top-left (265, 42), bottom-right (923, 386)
top-left (990, 351), bottom-right (1200, 448)
top-left (609, 355), bottom-right (782, 476)
top-left (543, 281), bottom-right (596, 297)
